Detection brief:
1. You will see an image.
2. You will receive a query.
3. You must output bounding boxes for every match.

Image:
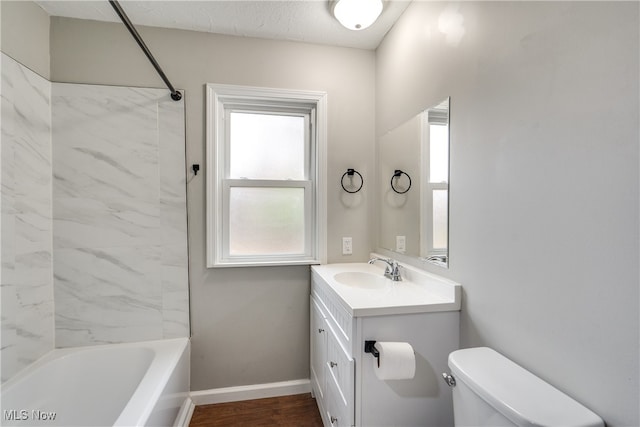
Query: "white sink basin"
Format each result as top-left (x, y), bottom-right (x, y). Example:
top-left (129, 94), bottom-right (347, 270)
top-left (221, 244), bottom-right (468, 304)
top-left (312, 258), bottom-right (462, 316)
top-left (333, 271), bottom-right (389, 289)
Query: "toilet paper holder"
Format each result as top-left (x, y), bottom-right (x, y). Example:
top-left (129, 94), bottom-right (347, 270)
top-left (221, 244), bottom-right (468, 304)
top-left (364, 340), bottom-right (380, 367)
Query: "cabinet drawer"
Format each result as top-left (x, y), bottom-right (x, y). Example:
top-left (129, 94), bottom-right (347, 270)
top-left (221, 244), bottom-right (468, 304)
top-left (325, 363), bottom-right (354, 427)
top-left (326, 325), bottom-right (354, 414)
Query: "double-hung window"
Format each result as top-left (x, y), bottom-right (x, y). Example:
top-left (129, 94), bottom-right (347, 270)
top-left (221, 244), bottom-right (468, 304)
top-left (206, 84), bottom-right (327, 267)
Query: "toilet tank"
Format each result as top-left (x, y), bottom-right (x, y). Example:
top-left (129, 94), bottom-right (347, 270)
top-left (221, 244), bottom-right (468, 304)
top-left (447, 347), bottom-right (604, 427)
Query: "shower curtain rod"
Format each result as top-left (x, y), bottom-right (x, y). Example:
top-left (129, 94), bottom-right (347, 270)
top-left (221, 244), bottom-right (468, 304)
top-left (108, 0), bottom-right (182, 101)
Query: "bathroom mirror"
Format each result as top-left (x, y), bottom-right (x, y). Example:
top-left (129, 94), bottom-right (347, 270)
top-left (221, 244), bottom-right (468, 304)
top-left (377, 97), bottom-right (450, 267)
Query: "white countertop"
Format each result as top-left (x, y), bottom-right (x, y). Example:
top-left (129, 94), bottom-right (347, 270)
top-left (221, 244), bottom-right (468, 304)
top-left (311, 260), bottom-right (461, 317)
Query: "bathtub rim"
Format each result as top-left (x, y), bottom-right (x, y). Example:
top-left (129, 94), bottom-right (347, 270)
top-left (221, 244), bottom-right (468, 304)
top-left (114, 338), bottom-right (189, 426)
top-left (1, 337), bottom-right (190, 427)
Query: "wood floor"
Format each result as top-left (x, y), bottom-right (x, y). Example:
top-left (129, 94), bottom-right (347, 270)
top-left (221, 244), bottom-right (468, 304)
top-left (189, 393), bottom-right (324, 427)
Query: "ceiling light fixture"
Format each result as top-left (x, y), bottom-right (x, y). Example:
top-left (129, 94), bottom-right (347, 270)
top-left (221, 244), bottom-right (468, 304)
top-left (332, 0), bottom-right (383, 31)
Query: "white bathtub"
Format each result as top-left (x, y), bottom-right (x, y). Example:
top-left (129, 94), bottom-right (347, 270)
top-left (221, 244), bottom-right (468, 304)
top-left (0, 338), bottom-right (190, 427)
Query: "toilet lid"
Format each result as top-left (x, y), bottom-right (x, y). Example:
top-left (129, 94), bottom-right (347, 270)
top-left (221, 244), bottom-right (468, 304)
top-left (448, 347), bottom-right (604, 427)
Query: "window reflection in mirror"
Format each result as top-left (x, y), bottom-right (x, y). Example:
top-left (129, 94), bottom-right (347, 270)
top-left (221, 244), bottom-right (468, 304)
top-left (378, 97), bottom-right (450, 268)
top-left (421, 98), bottom-right (449, 265)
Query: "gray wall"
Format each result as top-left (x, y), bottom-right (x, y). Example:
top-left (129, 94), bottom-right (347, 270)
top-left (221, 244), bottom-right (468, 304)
top-left (0, 1), bottom-right (50, 79)
top-left (49, 17), bottom-right (375, 390)
top-left (376, 2), bottom-right (639, 426)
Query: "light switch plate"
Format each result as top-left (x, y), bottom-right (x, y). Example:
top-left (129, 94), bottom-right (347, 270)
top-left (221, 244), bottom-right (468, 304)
top-left (396, 235), bottom-right (406, 252)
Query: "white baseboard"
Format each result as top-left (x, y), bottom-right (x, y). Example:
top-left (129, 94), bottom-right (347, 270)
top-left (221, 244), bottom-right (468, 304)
top-left (174, 397), bottom-right (195, 427)
top-left (190, 379), bottom-right (311, 406)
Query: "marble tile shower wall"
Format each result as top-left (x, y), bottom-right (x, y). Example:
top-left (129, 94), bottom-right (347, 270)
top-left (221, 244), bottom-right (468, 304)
top-left (1, 56), bottom-right (189, 381)
top-left (1, 53), bottom-right (54, 382)
top-left (51, 83), bottom-right (189, 347)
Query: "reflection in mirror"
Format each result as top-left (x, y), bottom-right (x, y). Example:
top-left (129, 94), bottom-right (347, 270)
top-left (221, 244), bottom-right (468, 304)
top-left (421, 98), bottom-right (449, 266)
top-left (378, 98), bottom-right (450, 268)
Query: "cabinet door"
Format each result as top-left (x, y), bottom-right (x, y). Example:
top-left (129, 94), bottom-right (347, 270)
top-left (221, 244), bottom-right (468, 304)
top-left (310, 296), bottom-right (327, 401)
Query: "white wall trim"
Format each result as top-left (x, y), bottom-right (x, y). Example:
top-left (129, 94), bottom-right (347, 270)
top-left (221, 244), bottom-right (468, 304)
top-left (189, 379), bottom-right (311, 406)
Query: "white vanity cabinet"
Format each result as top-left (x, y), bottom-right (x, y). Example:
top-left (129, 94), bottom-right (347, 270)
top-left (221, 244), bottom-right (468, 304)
top-left (310, 292), bottom-right (355, 427)
top-left (310, 262), bottom-right (461, 427)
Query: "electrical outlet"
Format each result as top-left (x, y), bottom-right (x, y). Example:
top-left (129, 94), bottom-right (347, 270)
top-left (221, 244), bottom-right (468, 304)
top-left (342, 237), bottom-right (353, 255)
top-left (396, 235), bottom-right (406, 253)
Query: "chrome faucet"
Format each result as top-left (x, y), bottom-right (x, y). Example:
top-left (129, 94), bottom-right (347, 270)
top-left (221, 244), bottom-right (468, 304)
top-left (368, 257), bottom-right (403, 281)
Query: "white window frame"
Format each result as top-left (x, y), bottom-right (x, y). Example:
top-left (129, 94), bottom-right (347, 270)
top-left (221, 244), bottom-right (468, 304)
top-left (420, 110), bottom-right (449, 258)
top-left (206, 84), bottom-right (327, 267)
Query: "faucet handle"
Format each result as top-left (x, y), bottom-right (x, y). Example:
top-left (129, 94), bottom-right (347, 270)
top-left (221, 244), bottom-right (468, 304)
top-left (390, 262), bottom-right (403, 281)
top-left (369, 257), bottom-right (402, 281)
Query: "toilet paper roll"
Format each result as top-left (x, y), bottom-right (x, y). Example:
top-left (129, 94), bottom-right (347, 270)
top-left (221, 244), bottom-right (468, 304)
top-left (373, 342), bottom-right (416, 380)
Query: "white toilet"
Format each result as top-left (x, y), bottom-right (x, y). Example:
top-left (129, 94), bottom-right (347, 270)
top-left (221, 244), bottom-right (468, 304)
top-left (445, 347), bottom-right (604, 427)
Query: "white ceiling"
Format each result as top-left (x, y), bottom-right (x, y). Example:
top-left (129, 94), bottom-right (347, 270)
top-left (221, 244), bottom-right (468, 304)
top-left (35, 0), bottom-right (411, 50)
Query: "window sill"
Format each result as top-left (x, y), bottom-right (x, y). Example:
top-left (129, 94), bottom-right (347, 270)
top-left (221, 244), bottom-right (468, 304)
top-left (209, 258), bottom-right (322, 268)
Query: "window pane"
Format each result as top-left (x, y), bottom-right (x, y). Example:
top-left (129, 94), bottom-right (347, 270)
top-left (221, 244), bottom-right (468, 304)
top-left (230, 112), bottom-right (305, 180)
top-left (229, 187), bottom-right (305, 256)
top-left (429, 124), bottom-right (449, 183)
top-left (433, 189), bottom-right (448, 249)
